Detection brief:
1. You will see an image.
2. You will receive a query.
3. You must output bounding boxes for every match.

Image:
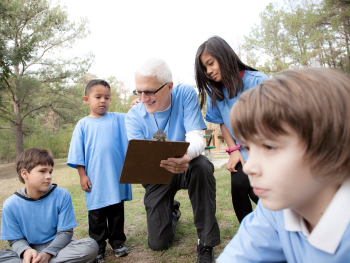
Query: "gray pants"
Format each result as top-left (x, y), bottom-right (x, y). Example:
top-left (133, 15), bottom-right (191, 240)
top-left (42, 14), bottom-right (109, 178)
top-left (0, 238), bottom-right (98, 263)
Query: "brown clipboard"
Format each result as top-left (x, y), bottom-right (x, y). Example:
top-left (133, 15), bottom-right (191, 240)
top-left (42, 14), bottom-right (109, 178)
top-left (119, 139), bottom-right (190, 184)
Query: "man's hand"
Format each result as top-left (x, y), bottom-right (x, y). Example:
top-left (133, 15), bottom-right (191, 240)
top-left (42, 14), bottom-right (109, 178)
top-left (226, 151), bottom-right (245, 173)
top-left (23, 249), bottom-right (38, 263)
top-left (80, 174), bottom-right (92, 192)
top-left (160, 154), bottom-right (191, 174)
top-left (32, 252), bottom-right (52, 263)
top-left (130, 98), bottom-right (140, 108)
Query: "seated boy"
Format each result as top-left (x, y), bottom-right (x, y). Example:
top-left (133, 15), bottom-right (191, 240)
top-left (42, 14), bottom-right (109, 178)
top-left (0, 148), bottom-right (98, 263)
top-left (67, 79), bottom-right (132, 262)
top-left (217, 68), bottom-right (350, 262)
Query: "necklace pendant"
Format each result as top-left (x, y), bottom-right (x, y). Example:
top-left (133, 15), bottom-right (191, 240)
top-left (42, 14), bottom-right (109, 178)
top-left (152, 129), bottom-right (169, 141)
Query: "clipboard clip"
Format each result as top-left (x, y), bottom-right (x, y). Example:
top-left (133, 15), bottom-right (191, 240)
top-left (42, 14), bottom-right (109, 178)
top-left (152, 129), bottom-right (169, 141)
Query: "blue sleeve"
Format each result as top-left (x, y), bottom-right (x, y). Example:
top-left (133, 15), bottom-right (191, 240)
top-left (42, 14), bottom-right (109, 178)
top-left (0, 201), bottom-right (24, 240)
top-left (57, 191), bottom-right (77, 231)
top-left (217, 202), bottom-right (286, 263)
top-left (205, 94), bottom-right (224, 124)
top-left (183, 86), bottom-right (207, 132)
top-left (243, 71), bottom-right (269, 92)
top-left (125, 109), bottom-right (146, 140)
top-left (67, 122), bottom-right (85, 169)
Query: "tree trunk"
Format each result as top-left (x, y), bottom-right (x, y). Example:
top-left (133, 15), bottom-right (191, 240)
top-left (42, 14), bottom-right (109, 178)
top-left (13, 99), bottom-right (24, 157)
top-left (14, 120), bottom-right (24, 157)
top-left (344, 19), bottom-right (350, 70)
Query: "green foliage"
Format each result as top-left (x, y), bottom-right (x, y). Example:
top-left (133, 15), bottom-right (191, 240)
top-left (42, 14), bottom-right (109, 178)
top-left (107, 76), bottom-right (135, 113)
top-left (0, 1), bottom-right (13, 91)
top-left (243, 0), bottom-right (350, 75)
top-left (0, 0), bottom-right (94, 156)
top-left (0, 73), bottom-right (134, 161)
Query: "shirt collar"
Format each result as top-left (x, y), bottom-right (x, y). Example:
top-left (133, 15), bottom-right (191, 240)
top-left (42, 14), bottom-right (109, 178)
top-left (284, 177), bottom-right (350, 254)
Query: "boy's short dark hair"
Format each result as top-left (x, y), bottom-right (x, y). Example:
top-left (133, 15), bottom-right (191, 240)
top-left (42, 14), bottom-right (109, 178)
top-left (16, 148), bottom-right (54, 183)
top-left (85, 79), bottom-right (110, 96)
top-left (231, 68), bottom-right (350, 183)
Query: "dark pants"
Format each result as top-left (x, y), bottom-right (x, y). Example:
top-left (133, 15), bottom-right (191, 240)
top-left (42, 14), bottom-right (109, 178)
top-left (143, 155), bottom-right (220, 251)
top-left (231, 162), bottom-right (259, 223)
top-left (88, 202), bottom-right (126, 250)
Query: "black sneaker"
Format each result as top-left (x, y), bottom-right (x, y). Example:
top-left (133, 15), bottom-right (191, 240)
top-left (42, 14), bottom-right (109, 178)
top-left (196, 244), bottom-right (215, 263)
top-left (173, 200), bottom-right (181, 220)
top-left (111, 243), bottom-right (129, 257)
top-left (94, 248), bottom-right (105, 263)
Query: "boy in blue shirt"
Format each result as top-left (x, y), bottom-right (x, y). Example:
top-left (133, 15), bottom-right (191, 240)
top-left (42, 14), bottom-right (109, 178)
top-left (0, 147), bottom-right (98, 263)
top-left (217, 68), bottom-right (350, 263)
top-left (67, 79), bottom-right (132, 262)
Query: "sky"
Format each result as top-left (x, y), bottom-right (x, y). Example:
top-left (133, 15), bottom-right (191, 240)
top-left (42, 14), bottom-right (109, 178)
top-left (61, 0), bottom-right (282, 90)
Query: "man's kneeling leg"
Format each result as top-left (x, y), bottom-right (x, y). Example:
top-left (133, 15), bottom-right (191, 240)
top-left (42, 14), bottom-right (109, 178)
top-left (144, 184), bottom-right (179, 251)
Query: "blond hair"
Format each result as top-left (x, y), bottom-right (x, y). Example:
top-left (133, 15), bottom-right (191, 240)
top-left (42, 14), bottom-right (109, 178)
top-left (231, 68), bottom-right (350, 182)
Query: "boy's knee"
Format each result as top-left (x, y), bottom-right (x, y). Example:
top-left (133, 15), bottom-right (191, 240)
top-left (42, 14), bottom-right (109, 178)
top-left (0, 249), bottom-right (21, 263)
top-left (74, 238), bottom-right (99, 261)
top-left (81, 238), bottom-right (99, 255)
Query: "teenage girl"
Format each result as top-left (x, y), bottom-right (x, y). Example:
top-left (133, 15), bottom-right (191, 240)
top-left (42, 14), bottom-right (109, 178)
top-left (195, 36), bottom-right (269, 223)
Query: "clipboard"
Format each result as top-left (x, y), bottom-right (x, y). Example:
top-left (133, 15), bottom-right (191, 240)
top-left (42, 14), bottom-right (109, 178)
top-left (120, 139), bottom-right (190, 184)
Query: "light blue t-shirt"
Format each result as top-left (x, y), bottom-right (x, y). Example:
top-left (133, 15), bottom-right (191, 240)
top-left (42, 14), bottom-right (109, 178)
top-left (67, 112), bottom-right (132, 211)
top-left (205, 70), bottom-right (269, 161)
top-left (1, 187), bottom-right (77, 245)
top-left (217, 201), bottom-right (350, 263)
top-left (126, 83), bottom-right (207, 141)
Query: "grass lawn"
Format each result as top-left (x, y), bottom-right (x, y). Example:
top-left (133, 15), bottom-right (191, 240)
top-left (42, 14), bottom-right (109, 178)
top-left (0, 164), bottom-right (246, 262)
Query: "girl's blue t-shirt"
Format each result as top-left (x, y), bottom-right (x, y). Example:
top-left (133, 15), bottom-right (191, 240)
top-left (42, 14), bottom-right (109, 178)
top-left (67, 112), bottom-right (132, 211)
top-left (126, 84), bottom-right (207, 141)
top-left (1, 187), bottom-right (77, 245)
top-left (205, 70), bottom-right (269, 161)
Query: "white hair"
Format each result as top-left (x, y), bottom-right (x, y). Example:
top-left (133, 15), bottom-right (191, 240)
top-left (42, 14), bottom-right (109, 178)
top-left (135, 57), bottom-right (173, 84)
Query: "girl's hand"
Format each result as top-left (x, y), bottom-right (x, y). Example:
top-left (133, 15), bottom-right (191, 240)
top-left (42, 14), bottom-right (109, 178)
top-left (130, 98), bottom-right (140, 108)
top-left (80, 174), bottom-right (92, 192)
top-left (226, 151), bottom-right (245, 173)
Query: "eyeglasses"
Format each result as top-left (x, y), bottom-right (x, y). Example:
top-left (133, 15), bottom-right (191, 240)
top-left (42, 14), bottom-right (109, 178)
top-left (133, 82), bottom-right (169, 97)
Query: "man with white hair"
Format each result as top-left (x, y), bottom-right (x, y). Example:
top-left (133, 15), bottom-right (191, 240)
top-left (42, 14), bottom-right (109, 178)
top-left (126, 58), bottom-right (220, 262)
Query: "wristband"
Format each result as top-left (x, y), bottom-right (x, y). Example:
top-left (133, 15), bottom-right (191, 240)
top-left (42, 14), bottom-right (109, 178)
top-left (226, 144), bottom-right (241, 155)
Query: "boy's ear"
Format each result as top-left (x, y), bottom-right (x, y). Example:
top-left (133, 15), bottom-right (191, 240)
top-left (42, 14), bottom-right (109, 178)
top-left (83, 96), bottom-right (89, 104)
top-left (21, 169), bottom-right (28, 181)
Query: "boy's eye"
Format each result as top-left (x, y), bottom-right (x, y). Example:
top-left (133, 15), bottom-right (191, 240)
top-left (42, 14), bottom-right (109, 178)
top-left (263, 144), bottom-right (275, 150)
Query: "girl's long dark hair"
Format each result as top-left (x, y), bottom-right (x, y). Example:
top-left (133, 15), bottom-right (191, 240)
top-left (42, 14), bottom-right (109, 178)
top-left (195, 36), bottom-right (257, 109)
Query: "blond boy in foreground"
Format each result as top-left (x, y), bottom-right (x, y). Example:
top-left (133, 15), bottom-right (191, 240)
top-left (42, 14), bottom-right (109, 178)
top-left (217, 68), bottom-right (350, 262)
